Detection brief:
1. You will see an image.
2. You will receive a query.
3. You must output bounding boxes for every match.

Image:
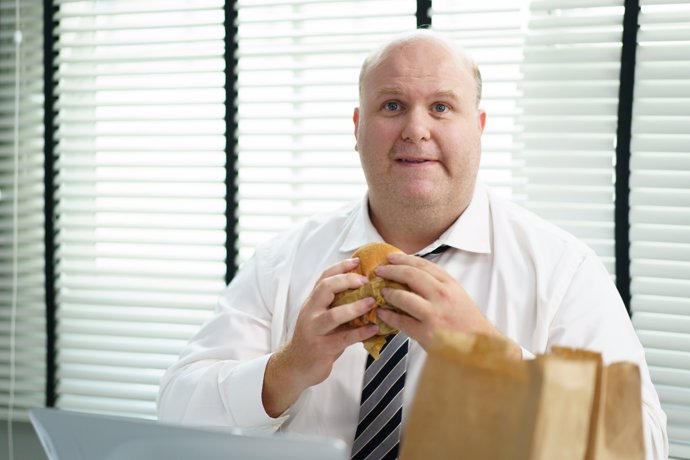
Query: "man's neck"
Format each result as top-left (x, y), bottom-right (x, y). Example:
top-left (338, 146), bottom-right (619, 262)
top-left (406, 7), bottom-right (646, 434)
top-left (368, 201), bottom-right (467, 254)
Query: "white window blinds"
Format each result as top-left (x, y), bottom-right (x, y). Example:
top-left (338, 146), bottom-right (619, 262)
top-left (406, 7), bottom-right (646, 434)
top-left (235, 0), bottom-right (416, 263)
top-left (631, 1), bottom-right (690, 457)
top-left (516, 0), bottom-right (623, 275)
top-left (0, 0), bottom-right (46, 422)
top-left (52, 0), bottom-right (226, 418)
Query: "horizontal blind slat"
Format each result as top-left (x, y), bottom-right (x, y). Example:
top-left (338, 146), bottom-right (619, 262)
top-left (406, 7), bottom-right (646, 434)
top-left (52, 0), bottom-right (226, 419)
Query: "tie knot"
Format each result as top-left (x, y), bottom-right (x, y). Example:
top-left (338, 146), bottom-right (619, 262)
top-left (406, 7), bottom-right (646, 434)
top-left (418, 244), bottom-right (450, 259)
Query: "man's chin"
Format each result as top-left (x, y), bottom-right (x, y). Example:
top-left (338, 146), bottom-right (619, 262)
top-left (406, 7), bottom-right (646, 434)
top-left (395, 190), bottom-right (444, 210)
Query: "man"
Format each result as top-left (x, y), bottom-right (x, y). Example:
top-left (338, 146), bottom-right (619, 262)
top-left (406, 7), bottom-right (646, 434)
top-left (158, 30), bottom-right (668, 459)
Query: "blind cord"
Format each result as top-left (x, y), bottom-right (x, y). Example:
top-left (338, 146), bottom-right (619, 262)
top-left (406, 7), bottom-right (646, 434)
top-left (8, 0), bottom-right (23, 459)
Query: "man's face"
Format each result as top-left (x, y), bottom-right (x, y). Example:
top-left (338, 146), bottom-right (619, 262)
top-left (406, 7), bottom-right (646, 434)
top-left (354, 38), bottom-right (486, 217)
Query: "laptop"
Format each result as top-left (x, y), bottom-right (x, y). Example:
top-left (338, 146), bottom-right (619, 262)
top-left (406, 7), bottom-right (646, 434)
top-left (29, 407), bottom-right (348, 460)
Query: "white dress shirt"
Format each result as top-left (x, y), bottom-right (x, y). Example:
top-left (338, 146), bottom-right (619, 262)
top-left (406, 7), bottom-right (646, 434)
top-left (157, 182), bottom-right (668, 459)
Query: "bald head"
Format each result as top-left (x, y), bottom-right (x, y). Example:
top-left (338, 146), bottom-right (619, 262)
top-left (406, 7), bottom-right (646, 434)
top-left (358, 30), bottom-right (483, 107)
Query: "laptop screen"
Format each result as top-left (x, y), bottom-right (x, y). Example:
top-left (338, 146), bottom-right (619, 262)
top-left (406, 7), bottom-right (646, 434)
top-left (29, 407), bottom-right (348, 460)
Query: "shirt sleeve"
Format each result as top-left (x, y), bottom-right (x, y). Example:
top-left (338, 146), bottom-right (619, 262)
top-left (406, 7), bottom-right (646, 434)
top-left (547, 250), bottom-right (669, 460)
top-left (157, 246), bottom-right (290, 432)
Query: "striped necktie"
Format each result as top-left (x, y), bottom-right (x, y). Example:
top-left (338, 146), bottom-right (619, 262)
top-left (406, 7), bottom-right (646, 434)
top-left (350, 245), bottom-right (449, 460)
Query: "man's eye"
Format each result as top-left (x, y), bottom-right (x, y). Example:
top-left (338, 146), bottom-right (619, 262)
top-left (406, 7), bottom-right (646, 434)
top-left (384, 101), bottom-right (400, 111)
top-left (434, 103), bottom-right (449, 113)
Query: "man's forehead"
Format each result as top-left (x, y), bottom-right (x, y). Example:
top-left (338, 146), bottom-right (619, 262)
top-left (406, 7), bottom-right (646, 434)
top-left (364, 35), bottom-right (471, 73)
top-left (372, 85), bottom-right (462, 101)
top-left (358, 32), bottom-right (482, 106)
top-left (364, 45), bottom-right (472, 84)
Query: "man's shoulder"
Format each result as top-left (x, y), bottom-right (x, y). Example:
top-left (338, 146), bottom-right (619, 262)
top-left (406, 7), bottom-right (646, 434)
top-left (486, 187), bottom-right (592, 257)
top-left (254, 200), bottom-right (361, 258)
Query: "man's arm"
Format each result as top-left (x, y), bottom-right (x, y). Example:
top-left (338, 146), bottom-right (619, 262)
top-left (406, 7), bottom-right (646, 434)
top-left (158, 255), bottom-right (379, 426)
top-left (262, 258), bottom-right (379, 417)
top-left (158, 241), bottom-right (299, 429)
top-left (156, 249), bottom-right (280, 428)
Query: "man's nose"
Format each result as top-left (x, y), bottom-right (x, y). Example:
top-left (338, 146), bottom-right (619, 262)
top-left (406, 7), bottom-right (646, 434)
top-left (401, 108), bottom-right (431, 143)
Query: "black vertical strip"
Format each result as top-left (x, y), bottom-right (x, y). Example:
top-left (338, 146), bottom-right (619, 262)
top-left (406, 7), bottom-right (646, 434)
top-left (615, 0), bottom-right (640, 317)
top-left (416, 0), bottom-right (432, 28)
top-left (224, 2), bottom-right (239, 284)
top-left (42, 0), bottom-right (58, 407)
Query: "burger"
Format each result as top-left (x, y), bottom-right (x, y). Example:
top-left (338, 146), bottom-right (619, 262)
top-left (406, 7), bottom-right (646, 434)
top-left (330, 242), bottom-right (409, 359)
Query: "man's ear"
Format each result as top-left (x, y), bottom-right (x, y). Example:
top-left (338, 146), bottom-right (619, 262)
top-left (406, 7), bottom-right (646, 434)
top-left (353, 108), bottom-right (360, 151)
top-left (478, 109), bottom-right (487, 134)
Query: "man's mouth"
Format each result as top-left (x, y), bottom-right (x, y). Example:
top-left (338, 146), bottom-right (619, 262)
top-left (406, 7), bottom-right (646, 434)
top-left (396, 158), bottom-right (435, 164)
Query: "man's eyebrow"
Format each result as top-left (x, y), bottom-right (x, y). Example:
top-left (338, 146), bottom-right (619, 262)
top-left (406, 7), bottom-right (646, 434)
top-left (373, 87), bottom-right (462, 101)
top-left (374, 86), bottom-right (404, 97)
top-left (433, 89), bottom-right (461, 101)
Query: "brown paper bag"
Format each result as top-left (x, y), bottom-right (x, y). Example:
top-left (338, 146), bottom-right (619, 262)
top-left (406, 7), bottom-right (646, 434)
top-left (399, 332), bottom-right (645, 460)
top-left (588, 362), bottom-right (645, 459)
top-left (400, 333), bottom-right (538, 459)
top-left (548, 347), bottom-right (645, 460)
top-left (531, 351), bottom-right (600, 460)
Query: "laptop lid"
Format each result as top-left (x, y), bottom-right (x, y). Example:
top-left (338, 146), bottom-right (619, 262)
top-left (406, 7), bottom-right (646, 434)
top-left (29, 407), bottom-right (348, 460)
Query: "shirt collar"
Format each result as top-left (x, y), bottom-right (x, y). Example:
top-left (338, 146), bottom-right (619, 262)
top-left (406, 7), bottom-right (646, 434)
top-left (440, 181), bottom-right (492, 254)
top-left (339, 195), bottom-right (385, 254)
top-left (339, 182), bottom-right (492, 255)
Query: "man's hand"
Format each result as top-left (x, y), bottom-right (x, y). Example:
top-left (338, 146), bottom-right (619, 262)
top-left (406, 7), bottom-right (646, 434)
top-left (262, 258), bottom-right (379, 417)
top-left (375, 252), bottom-right (521, 358)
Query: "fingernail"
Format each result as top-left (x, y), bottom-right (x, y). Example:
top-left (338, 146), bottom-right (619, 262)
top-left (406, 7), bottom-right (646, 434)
top-left (359, 275), bottom-right (370, 284)
top-left (387, 253), bottom-right (402, 261)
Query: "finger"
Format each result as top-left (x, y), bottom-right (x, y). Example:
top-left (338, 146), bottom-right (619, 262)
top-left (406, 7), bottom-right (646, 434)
top-left (313, 297), bottom-right (375, 335)
top-left (308, 272), bottom-right (369, 313)
top-left (380, 287), bottom-right (430, 321)
top-left (388, 252), bottom-right (448, 279)
top-left (317, 257), bottom-right (360, 283)
top-left (377, 308), bottom-right (426, 345)
top-left (322, 272), bottom-right (370, 296)
top-left (375, 263), bottom-right (441, 300)
top-left (327, 324), bottom-right (379, 349)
